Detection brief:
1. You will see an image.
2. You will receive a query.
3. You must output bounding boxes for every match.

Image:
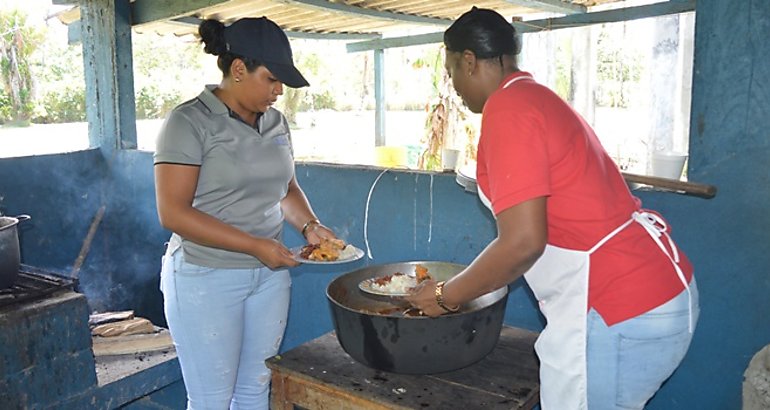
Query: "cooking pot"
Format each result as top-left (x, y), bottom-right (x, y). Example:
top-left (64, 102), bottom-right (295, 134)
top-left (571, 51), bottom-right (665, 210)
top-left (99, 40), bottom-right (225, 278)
top-left (0, 214), bottom-right (31, 289)
top-left (326, 261), bottom-right (508, 374)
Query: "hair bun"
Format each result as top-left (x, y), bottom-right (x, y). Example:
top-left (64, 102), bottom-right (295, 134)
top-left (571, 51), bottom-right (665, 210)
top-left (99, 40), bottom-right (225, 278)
top-left (198, 19), bottom-right (228, 56)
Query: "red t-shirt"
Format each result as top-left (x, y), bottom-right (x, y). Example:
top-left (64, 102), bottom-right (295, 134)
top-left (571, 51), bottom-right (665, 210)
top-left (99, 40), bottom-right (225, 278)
top-left (476, 71), bottom-right (693, 326)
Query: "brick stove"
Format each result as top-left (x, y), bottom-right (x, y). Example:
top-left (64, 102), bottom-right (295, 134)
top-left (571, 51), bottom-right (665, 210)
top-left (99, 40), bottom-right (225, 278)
top-left (0, 265), bottom-right (182, 409)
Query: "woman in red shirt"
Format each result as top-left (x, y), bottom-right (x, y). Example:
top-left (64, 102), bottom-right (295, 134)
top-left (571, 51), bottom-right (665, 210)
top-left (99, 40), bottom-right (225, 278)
top-left (407, 7), bottom-right (699, 410)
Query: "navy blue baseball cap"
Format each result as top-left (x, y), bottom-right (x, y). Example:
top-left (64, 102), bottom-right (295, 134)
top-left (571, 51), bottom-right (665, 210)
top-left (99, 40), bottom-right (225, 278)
top-left (224, 17), bottom-right (309, 88)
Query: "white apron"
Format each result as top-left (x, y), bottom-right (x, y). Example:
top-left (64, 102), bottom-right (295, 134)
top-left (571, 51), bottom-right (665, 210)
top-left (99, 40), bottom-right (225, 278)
top-left (476, 75), bottom-right (693, 410)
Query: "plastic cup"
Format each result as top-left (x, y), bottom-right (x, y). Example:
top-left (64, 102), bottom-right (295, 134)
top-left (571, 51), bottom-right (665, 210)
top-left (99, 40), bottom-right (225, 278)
top-left (442, 148), bottom-right (460, 171)
top-left (651, 151), bottom-right (688, 180)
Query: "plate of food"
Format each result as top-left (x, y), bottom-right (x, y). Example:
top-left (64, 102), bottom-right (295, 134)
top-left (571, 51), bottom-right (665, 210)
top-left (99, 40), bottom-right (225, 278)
top-left (291, 238), bottom-right (364, 264)
top-left (358, 264), bottom-right (433, 297)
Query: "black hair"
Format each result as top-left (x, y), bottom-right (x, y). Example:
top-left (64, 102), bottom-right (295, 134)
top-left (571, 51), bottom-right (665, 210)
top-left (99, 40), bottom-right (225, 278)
top-left (198, 19), bottom-right (263, 77)
top-left (444, 7), bottom-right (521, 60)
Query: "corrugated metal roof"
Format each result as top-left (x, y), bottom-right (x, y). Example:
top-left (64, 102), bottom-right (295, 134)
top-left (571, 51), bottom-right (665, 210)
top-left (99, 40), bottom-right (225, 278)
top-left (56, 0), bottom-right (628, 39)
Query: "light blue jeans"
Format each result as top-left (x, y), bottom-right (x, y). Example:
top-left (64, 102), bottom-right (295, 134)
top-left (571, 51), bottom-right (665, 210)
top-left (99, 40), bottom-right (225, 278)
top-left (586, 278), bottom-right (700, 409)
top-left (160, 249), bottom-right (291, 410)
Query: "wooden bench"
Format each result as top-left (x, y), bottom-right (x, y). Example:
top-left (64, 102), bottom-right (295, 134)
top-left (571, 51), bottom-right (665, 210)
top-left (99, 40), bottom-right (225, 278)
top-left (266, 325), bottom-right (540, 410)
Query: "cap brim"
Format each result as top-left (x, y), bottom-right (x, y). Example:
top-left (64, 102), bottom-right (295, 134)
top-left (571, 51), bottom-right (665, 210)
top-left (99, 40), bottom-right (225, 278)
top-left (265, 62), bottom-right (309, 88)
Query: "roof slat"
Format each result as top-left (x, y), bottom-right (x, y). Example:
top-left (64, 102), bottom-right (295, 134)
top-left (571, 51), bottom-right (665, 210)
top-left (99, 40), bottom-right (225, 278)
top-left (502, 0), bottom-right (586, 15)
top-left (276, 0), bottom-right (452, 26)
top-left (57, 0), bottom-right (634, 40)
top-left (347, 0), bottom-right (696, 52)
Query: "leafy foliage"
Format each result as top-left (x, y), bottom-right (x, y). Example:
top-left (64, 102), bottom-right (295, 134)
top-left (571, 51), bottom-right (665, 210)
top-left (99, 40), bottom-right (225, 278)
top-left (34, 86), bottom-right (85, 123)
top-left (135, 85), bottom-right (181, 120)
top-left (0, 8), bottom-right (43, 123)
top-left (416, 46), bottom-right (476, 171)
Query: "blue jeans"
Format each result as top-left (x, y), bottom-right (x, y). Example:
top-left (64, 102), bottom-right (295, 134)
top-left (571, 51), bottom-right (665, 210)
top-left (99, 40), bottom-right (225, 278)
top-left (160, 249), bottom-right (291, 410)
top-left (586, 279), bottom-right (699, 409)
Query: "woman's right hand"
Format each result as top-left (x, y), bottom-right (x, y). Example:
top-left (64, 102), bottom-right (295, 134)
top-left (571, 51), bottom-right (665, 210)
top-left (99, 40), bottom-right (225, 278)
top-left (252, 238), bottom-right (300, 269)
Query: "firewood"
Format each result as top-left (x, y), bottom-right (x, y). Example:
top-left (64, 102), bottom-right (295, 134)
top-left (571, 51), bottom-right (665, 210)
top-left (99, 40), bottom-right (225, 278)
top-left (92, 328), bottom-right (174, 356)
top-left (88, 310), bottom-right (135, 327)
top-left (91, 317), bottom-right (155, 337)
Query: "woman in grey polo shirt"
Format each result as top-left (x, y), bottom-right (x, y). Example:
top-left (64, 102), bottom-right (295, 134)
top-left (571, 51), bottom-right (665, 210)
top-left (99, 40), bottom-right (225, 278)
top-left (153, 17), bottom-right (335, 409)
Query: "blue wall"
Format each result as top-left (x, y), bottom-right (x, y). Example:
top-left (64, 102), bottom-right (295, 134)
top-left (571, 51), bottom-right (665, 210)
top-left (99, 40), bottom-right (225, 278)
top-left (1, 0), bottom-right (768, 408)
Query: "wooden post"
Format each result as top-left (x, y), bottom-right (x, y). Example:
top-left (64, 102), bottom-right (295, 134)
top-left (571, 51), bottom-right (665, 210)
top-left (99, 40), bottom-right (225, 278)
top-left (374, 48), bottom-right (386, 147)
top-left (79, 0), bottom-right (138, 154)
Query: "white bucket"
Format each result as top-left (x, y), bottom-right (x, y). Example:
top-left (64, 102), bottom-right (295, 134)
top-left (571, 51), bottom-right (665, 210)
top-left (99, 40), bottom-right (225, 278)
top-left (651, 151), bottom-right (688, 180)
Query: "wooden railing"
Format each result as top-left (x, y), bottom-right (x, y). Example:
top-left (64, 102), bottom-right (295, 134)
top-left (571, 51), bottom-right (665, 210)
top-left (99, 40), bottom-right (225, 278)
top-left (621, 172), bottom-right (717, 199)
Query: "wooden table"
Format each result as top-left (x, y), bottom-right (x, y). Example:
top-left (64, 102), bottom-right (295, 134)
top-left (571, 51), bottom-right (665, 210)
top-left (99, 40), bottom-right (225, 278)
top-left (266, 326), bottom-right (540, 410)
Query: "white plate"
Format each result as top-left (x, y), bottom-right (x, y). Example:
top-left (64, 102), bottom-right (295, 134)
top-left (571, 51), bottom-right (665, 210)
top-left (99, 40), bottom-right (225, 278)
top-left (358, 276), bottom-right (416, 297)
top-left (291, 244), bottom-right (365, 265)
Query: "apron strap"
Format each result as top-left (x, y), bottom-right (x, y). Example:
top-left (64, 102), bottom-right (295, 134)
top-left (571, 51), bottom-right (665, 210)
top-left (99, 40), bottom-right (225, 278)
top-left (587, 218), bottom-right (634, 255)
top-left (586, 211), bottom-right (694, 333)
top-left (631, 211), bottom-right (694, 333)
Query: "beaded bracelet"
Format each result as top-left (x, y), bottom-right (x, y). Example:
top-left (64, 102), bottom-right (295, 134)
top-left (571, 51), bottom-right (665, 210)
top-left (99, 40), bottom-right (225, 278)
top-left (301, 219), bottom-right (321, 237)
top-left (435, 281), bottom-right (460, 313)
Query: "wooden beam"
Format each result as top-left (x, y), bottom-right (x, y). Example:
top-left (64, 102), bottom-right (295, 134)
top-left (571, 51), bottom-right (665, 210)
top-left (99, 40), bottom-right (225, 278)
top-left (276, 0), bottom-right (453, 26)
top-left (347, 32), bottom-right (443, 53)
top-left (285, 31), bottom-right (381, 41)
top-left (169, 16), bottom-right (381, 40)
top-left (502, 0), bottom-right (586, 15)
top-left (512, 0), bottom-right (695, 33)
top-left (131, 0), bottom-right (229, 26)
top-left (347, 0), bottom-right (695, 52)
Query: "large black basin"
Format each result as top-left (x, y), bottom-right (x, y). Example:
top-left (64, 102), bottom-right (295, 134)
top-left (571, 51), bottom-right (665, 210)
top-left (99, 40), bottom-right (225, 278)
top-left (326, 261), bottom-right (508, 374)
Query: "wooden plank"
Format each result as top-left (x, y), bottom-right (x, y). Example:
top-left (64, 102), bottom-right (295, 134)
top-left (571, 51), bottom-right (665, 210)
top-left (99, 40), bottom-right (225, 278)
top-left (131, 0), bottom-right (228, 26)
top-left (92, 328), bottom-right (174, 356)
top-left (167, 16), bottom-right (383, 39)
top-left (347, 32), bottom-right (443, 53)
top-left (503, 0), bottom-right (586, 15)
top-left (279, 0), bottom-right (453, 26)
top-left (512, 0), bottom-right (696, 33)
top-left (92, 317), bottom-right (155, 337)
top-left (266, 326), bottom-right (540, 409)
top-left (347, 0), bottom-right (696, 52)
top-left (272, 373), bottom-right (406, 410)
top-left (89, 310), bottom-right (135, 327)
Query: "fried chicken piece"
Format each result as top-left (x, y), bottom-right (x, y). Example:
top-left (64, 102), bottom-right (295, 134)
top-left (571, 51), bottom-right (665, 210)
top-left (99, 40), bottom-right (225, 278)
top-left (303, 238), bottom-right (347, 261)
top-left (414, 264), bottom-right (431, 283)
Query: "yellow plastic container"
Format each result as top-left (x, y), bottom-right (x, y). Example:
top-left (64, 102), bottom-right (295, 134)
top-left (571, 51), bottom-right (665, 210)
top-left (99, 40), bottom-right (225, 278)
top-left (374, 146), bottom-right (407, 168)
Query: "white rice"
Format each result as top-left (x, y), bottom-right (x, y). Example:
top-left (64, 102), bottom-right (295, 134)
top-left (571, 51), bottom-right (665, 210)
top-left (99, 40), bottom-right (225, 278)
top-left (337, 245), bottom-right (356, 260)
top-left (371, 274), bottom-right (417, 294)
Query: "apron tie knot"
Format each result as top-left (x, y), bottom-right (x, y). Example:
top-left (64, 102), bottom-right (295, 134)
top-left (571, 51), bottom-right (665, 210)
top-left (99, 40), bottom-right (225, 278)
top-left (632, 211), bottom-right (680, 263)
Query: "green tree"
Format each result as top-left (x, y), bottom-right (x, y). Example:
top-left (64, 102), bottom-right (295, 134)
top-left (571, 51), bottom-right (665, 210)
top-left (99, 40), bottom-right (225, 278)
top-left (0, 9), bottom-right (43, 124)
top-left (30, 19), bottom-right (85, 123)
top-left (132, 32), bottom-right (203, 119)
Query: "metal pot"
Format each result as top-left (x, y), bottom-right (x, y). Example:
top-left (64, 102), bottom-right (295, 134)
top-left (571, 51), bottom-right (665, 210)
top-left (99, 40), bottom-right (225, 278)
top-left (326, 261), bottom-right (508, 374)
top-left (0, 214), bottom-right (31, 289)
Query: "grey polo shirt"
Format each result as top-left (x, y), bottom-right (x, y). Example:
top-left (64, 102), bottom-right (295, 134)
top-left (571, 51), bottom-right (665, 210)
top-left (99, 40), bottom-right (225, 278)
top-left (154, 85), bottom-right (295, 268)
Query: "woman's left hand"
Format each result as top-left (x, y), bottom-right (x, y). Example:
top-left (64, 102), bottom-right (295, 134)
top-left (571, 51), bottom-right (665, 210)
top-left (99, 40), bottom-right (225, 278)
top-left (404, 279), bottom-right (445, 317)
